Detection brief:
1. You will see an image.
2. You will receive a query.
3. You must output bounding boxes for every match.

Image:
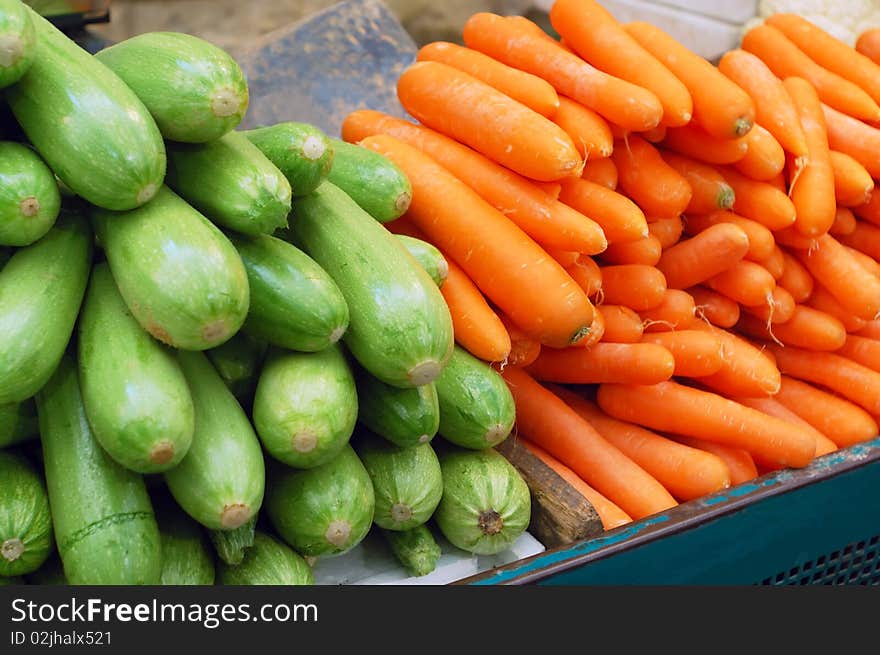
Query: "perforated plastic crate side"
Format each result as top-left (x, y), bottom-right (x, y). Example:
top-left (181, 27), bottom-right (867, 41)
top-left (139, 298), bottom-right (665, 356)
top-left (760, 535), bottom-right (880, 586)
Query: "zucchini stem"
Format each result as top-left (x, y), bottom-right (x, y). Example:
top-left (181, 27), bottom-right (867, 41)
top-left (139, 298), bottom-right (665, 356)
top-left (1, 538), bottom-right (24, 562)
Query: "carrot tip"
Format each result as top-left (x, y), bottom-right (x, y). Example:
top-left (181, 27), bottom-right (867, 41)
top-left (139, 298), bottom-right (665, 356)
top-left (570, 324), bottom-right (592, 345)
top-left (718, 185), bottom-right (736, 210)
top-left (735, 117), bottom-right (754, 137)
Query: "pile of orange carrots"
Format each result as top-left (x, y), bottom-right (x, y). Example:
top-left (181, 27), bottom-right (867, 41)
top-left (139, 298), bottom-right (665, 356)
top-left (341, 0), bottom-right (880, 531)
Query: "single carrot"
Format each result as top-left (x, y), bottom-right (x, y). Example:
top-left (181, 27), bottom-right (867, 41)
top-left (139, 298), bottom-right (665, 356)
top-left (706, 260), bottom-right (777, 308)
top-left (597, 381), bottom-right (816, 468)
top-left (565, 254), bottom-right (603, 298)
top-left (552, 387), bottom-right (731, 501)
top-left (462, 13), bottom-right (664, 132)
top-left (558, 177), bottom-right (648, 244)
top-left (742, 24), bottom-right (880, 122)
top-left (732, 123), bottom-right (786, 182)
top-left (657, 223), bottom-right (750, 290)
top-left (600, 264), bottom-right (668, 311)
top-left (837, 334), bottom-right (880, 373)
top-left (829, 151), bottom-right (874, 207)
top-left (774, 374), bottom-right (880, 447)
top-left (519, 440), bottom-right (633, 530)
top-left (547, 249), bottom-right (580, 269)
top-left (553, 96), bottom-right (614, 159)
top-left (360, 134), bottom-right (595, 348)
top-left (856, 28), bottom-right (880, 65)
top-left (806, 283), bottom-right (868, 333)
top-left (599, 305), bottom-right (645, 343)
top-left (639, 289), bottom-right (697, 332)
top-left (796, 234), bottom-right (880, 320)
top-left (612, 135), bottom-right (692, 218)
top-left (502, 366), bottom-right (678, 519)
top-left (396, 61), bottom-right (581, 182)
top-left (661, 152), bottom-right (735, 215)
top-left (717, 48), bottom-right (809, 158)
top-left (581, 157), bottom-right (618, 189)
top-left (742, 305), bottom-right (847, 351)
top-left (719, 166), bottom-right (797, 231)
top-left (837, 220), bottom-right (880, 262)
top-left (735, 395), bottom-right (838, 457)
top-left (342, 110), bottom-right (608, 254)
top-left (689, 286), bottom-right (741, 328)
top-left (830, 207), bottom-right (858, 236)
top-left (760, 245), bottom-right (786, 280)
top-left (773, 226), bottom-right (817, 250)
top-left (526, 342), bottom-right (675, 386)
top-left (741, 286), bottom-right (796, 325)
top-left (857, 320), bottom-right (880, 339)
top-left (684, 210), bottom-right (776, 262)
top-left (601, 235), bottom-right (662, 266)
top-left (694, 323), bottom-right (782, 397)
top-left (648, 216), bottom-right (684, 249)
top-left (669, 436), bottom-right (759, 485)
top-left (662, 123), bottom-right (749, 165)
top-left (766, 14), bottom-right (880, 106)
top-left (497, 312), bottom-right (541, 368)
top-left (640, 330), bottom-right (724, 378)
top-left (416, 41), bottom-right (561, 118)
top-left (821, 103), bottom-right (880, 179)
top-left (845, 244), bottom-right (880, 279)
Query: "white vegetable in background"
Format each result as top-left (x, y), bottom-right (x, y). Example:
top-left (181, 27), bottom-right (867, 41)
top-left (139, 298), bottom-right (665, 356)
top-left (747, 0), bottom-right (880, 45)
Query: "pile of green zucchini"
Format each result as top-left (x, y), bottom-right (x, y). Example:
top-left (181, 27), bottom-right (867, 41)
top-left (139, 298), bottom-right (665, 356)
top-left (0, 0), bottom-right (531, 586)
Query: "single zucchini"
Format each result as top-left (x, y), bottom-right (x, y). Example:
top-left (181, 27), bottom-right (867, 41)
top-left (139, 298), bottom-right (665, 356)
top-left (354, 431), bottom-right (442, 531)
top-left (243, 122), bottom-right (333, 197)
top-left (78, 263), bottom-right (195, 474)
top-left (156, 501), bottom-right (215, 586)
top-left (37, 357), bottom-right (162, 585)
top-left (0, 211), bottom-right (92, 404)
top-left (218, 531), bottom-right (313, 585)
top-left (209, 515), bottom-right (256, 566)
top-left (92, 186), bottom-right (250, 351)
top-left (231, 233), bottom-right (349, 352)
top-left (0, 399), bottom-right (37, 448)
top-left (381, 525), bottom-right (441, 577)
top-left (292, 181), bottom-right (453, 388)
top-left (253, 345), bottom-right (357, 469)
top-left (0, 451), bottom-right (52, 576)
top-left (355, 365), bottom-right (439, 448)
top-left (267, 445), bottom-right (374, 558)
top-left (395, 234), bottom-right (448, 287)
top-left (0, 0), bottom-right (35, 88)
top-left (434, 448), bottom-right (531, 556)
top-left (165, 351), bottom-right (265, 532)
top-left (6, 8), bottom-right (165, 210)
top-left (0, 141), bottom-right (60, 246)
top-left (206, 331), bottom-right (268, 405)
top-left (435, 346), bottom-right (515, 450)
top-left (95, 31), bottom-right (248, 143)
top-left (326, 138), bottom-right (412, 223)
top-left (165, 131), bottom-right (291, 236)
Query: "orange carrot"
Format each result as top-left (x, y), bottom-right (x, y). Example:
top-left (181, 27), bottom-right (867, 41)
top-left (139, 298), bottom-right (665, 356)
top-left (598, 305), bottom-right (645, 343)
top-left (565, 254), bottom-right (603, 298)
top-left (856, 28), bottom-right (880, 65)
top-left (343, 110), bottom-right (607, 254)
top-left (690, 286), bottom-right (741, 328)
top-left (574, 307), bottom-right (606, 350)
top-left (547, 249), bottom-right (580, 269)
top-left (846, 244), bottom-right (880, 279)
top-left (519, 440), bottom-right (633, 530)
top-left (773, 225), bottom-right (817, 250)
top-left (741, 286), bottom-right (796, 324)
top-left (719, 167), bottom-right (797, 231)
top-left (558, 178), bottom-right (648, 245)
top-left (640, 330), bottom-right (724, 378)
top-left (806, 283), bottom-right (868, 333)
top-left (706, 260), bottom-right (777, 307)
top-left (717, 48), bottom-right (809, 158)
top-left (760, 245), bottom-right (786, 280)
top-left (669, 436), bottom-right (759, 485)
top-left (858, 320), bottom-right (880, 339)
top-left (735, 395), bottom-right (837, 457)
top-left (639, 289), bottom-right (697, 332)
top-left (768, 172), bottom-right (788, 193)
top-left (600, 264), bottom-right (668, 310)
top-left (553, 96), bottom-right (614, 159)
top-left (498, 312), bottom-right (541, 368)
top-left (821, 103), bottom-right (880, 179)
top-left (360, 134), bottom-right (595, 348)
top-left (581, 157), bottom-right (618, 189)
top-left (502, 366), bottom-right (678, 519)
top-left (830, 206), bottom-right (858, 236)
top-left (830, 151), bottom-right (874, 207)
top-left (694, 323), bottom-right (782, 397)
top-left (397, 61), bottom-right (581, 182)
top-left (535, 181), bottom-right (562, 200)
top-left (657, 223), bottom-right (750, 290)
top-left (742, 24), bottom-right (880, 121)
top-left (774, 374), bottom-right (880, 447)
top-left (641, 125), bottom-right (667, 143)
top-left (684, 210), bottom-right (776, 262)
top-left (526, 342), bottom-right (675, 386)
top-left (741, 305), bottom-right (847, 351)
top-left (661, 152), bottom-right (735, 215)
top-left (662, 123), bottom-right (749, 164)
top-left (601, 235), bottom-right (662, 266)
top-left (612, 136), bottom-right (692, 218)
top-left (648, 216), bottom-right (684, 249)
top-left (837, 334), bottom-right (880, 374)
top-left (597, 381), bottom-right (816, 468)
top-left (553, 387), bottom-right (731, 501)
top-left (733, 123), bottom-right (786, 182)
top-left (462, 13), bottom-right (664, 132)
top-left (838, 220), bottom-right (880, 262)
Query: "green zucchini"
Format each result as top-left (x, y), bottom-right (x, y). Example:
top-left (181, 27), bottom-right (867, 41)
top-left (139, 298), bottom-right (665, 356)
top-left (206, 331), bottom-right (268, 405)
top-left (267, 445), bottom-right (374, 558)
top-left (37, 356), bottom-right (162, 585)
top-left (0, 211), bottom-right (92, 405)
top-left (0, 451), bottom-right (52, 576)
top-left (156, 500), bottom-right (215, 586)
top-left (243, 122), bottom-right (333, 197)
top-left (326, 138), bottom-right (412, 223)
top-left (394, 234), bottom-right (447, 287)
top-left (434, 448), bottom-right (531, 556)
top-left (6, 9), bottom-right (165, 210)
top-left (0, 0), bottom-right (35, 88)
top-left (165, 351), bottom-right (265, 532)
top-left (0, 141), bottom-right (60, 246)
top-left (210, 515), bottom-right (256, 566)
top-left (92, 186), bottom-right (250, 351)
top-left (95, 31), bottom-right (248, 144)
top-left (292, 181), bottom-right (453, 388)
top-left (381, 525), bottom-right (441, 577)
top-left (165, 131), bottom-right (291, 236)
top-left (355, 365), bottom-right (439, 448)
top-left (25, 555), bottom-right (65, 585)
top-left (0, 574), bottom-right (21, 584)
top-left (0, 399), bottom-right (37, 448)
top-left (354, 431), bottom-right (442, 531)
top-left (435, 346), bottom-right (515, 450)
top-left (218, 531), bottom-right (313, 586)
top-left (78, 263), bottom-right (194, 474)
top-left (253, 345), bottom-right (357, 469)
top-left (231, 233), bottom-right (349, 352)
